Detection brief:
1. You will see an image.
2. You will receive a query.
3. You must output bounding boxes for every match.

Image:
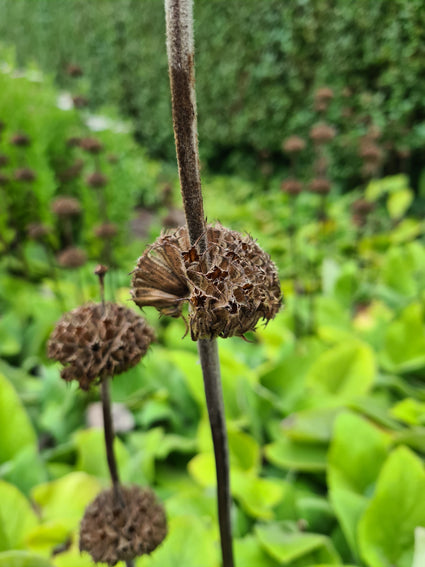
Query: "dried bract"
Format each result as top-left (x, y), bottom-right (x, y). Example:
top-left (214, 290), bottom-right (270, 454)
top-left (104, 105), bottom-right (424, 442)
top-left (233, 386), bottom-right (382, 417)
top-left (80, 486), bottom-right (167, 565)
top-left (47, 302), bottom-right (155, 390)
top-left (131, 223), bottom-right (282, 340)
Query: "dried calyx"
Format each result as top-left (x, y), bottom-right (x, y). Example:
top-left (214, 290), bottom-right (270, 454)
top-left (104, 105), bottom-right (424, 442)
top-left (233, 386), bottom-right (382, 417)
top-left (79, 486), bottom-right (167, 566)
top-left (47, 302), bottom-right (155, 390)
top-left (131, 223), bottom-right (282, 340)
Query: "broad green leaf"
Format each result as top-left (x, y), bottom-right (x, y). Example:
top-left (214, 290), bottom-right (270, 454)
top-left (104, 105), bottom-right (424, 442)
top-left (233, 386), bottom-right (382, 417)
top-left (165, 486), bottom-right (216, 522)
top-left (188, 453), bottom-right (216, 487)
top-left (26, 521), bottom-right (70, 556)
top-left (231, 471), bottom-right (285, 520)
top-left (389, 218), bottom-right (424, 244)
top-left (365, 175), bottom-right (408, 200)
top-left (297, 495), bottom-right (335, 534)
top-left (0, 480), bottom-right (38, 551)
top-left (329, 488), bottom-right (367, 560)
top-left (0, 446), bottom-right (47, 496)
top-left (307, 341), bottom-right (375, 401)
top-left (52, 541), bottom-right (94, 567)
top-left (0, 373), bottom-right (36, 464)
top-left (358, 446), bottom-right (425, 567)
top-left (0, 551), bottom-right (53, 567)
top-left (282, 407), bottom-right (341, 443)
top-left (256, 523), bottom-right (340, 565)
top-left (413, 527), bottom-right (425, 567)
top-left (387, 188), bottom-right (413, 219)
top-left (390, 398), bottom-right (425, 426)
top-left (32, 472), bottom-right (101, 531)
top-left (328, 412), bottom-right (391, 495)
top-left (137, 516), bottom-right (219, 567)
top-left (234, 536), bottom-right (280, 567)
top-left (265, 438), bottom-right (328, 472)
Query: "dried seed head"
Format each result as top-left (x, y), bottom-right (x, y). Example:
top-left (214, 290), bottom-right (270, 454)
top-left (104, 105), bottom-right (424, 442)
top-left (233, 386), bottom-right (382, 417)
top-left (72, 95), bottom-right (89, 108)
top-left (66, 63), bottom-right (83, 78)
top-left (14, 168), bottom-right (36, 182)
top-left (94, 222), bottom-right (118, 239)
top-left (67, 136), bottom-right (82, 148)
top-left (315, 87), bottom-right (334, 102)
top-left (27, 222), bottom-right (51, 240)
top-left (47, 302), bottom-right (155, 390)
top-left (309, 123), bottom-right (336, 144)
top-left (0, 154), bottom-right (9, 168)
top-left (79, 486), bottom-right (167, 565)
top-left (309, 178), bottom-right (331, 195)
top-left (80, 137), bottom-right (104, 154)
top-left (51, 196), bottom-right (81, 216)
top-left (87, 171), bottom-right (108, 188)
top-left (281, 179), bottom-right (303, 196)
top-left (282, 136), bottom-right (306, 154)
top-left (131, 223), bottom-right (282, 340)
top-left (352, 198), bottom-right (374, 216)
top-left (57, 247), bottom-right (87, 269)
top-left (10, 132), bottom-right (31, 147)
top-left (359, 143), bottom-right (383, 164)
top-left (57, 159), bottom-right (85, 183)
top-left (0, 172), bottom-right (9, 186)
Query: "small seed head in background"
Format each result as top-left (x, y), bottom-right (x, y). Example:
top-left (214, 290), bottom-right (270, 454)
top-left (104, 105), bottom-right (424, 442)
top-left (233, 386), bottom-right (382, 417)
top-left (282, 135), bottom-right (306, 154)
top-left (309, 123), bottom-right (336, 144)
top-left (80, 137), bottom-right (104, 154)
top-left (0, 154), bottom-right (9, 168)
top-left (309, 178), bottom-right (331, 195)
top-left (14, 168), bottom-right (36, 182)
top-left (27, 222), bottom-right (51, 240)
top-left (66, 63), bottom-right (83, 78)
top-left (87, 171), bottom-right (108, 188)
top-left (57, 247), bottom-right (87, 269)
top-left (281, 179), bottom-right (303, 196)
top-left (51, 196), bottom-right (82, 217)
top-left (72, 95), bottom-right (89, 109)
top-left (10, 132), bottom-right (31, 147)
top-left (94, 222), bottom-right (118, 239)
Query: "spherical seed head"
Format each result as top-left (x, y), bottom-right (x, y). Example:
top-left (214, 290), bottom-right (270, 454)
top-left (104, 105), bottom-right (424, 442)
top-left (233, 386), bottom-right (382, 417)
top-left (0, 172), bottom-right (9, 186)
top-left (80, 137), bottom-right (104, 154)
top-left (87, 171), bottom-right (108, 188)
top-left (281, 179), bottom-right (303, 196)
top-left (67, 136), bottom-right (82, 148)
top-left (309, 123), bottom-right (336, 144)
top-left (66, 63), bottom-right (83, 78)
top-left (57, 159), bottom-right (85, 183)
top-left (131, 223), bottom-right (282, 340)
top-left (359, 143), bottom-right (383, 164)
top-left (10, 132), bottom-right (31, 147)
top-left (352, 198), bottom-right (374, 216)
top-left (57, 247), bottom-right (87, 269)
top-left (0, 154), bottom-right (8, 168)
top-left (47, 302), bottom-right (155, 390)
top-left (72, 95), bottom-right (89, 108)
top-left (51, 196), bottom-right (81, 216)
top-left (14, 168), bottom-right (36, 182)
top-left (282, 136), bottom-right (306, 154)
top-left (309, 178), bottom-right (331, 195)
top-left (27, 222), bottom-right (51, 240)
top-left (315, 87), bottom-right (334, 103)
top-left (79, 486), bottom-right (167, 565)
top-left (94, 222), bottom-right (118, 239)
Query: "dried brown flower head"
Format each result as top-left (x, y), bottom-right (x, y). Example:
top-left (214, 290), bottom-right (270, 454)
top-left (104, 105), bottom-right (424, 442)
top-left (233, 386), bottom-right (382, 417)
top-left (131, 223), bottom-right (282, 340)
top-left (352, 199), bottom-right (374, 216)
top-left (10, 132), bottom-right (31, 147)
top-left (14, 168), bottom-right (36, 182)
top-left (57, 247), bottom-right (87, 269)
top-left (72, 95), bottom-right (89, 109)
top-left (87, 171), bottom-right (108, 188)
top-left (80, 137), bottom-right (104, 154)
top-left (79, 486), bottom-right (166, 565)
top-left (57, 159), bottom-right (85, 183)
top-left (309, 178), bottom-right (331, 195)
top-left (282, 136), bottom-right (306, 154)
top-left (0, 154), bottom-right (9, 168)
top-left (67, 136), bottom-right (82, 148)
top-left (315, 87), bottom-right (334, 102)
top-left (66, 63), bottom-right (83, 78)
top-left (94, 222), bottom-right (118, 239)
top-left (0, 172), bottom-right (9, 186)
top-left (51, 196), bottom-right (81, 217)
top-left (27, 222), bottom-right (51, 240)
top-left (359, 143), bottom-right (383, 164)
top-left (309, 123), bottom-right (336, 144)
top-left (281, 179), bottom-right (303, 196)
top-left (47, 302), bottom-right (155, 390)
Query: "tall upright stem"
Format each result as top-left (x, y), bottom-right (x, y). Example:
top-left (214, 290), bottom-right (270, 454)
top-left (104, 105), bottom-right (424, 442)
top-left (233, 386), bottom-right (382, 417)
top-left (165, 2), bottom-right (234, 565)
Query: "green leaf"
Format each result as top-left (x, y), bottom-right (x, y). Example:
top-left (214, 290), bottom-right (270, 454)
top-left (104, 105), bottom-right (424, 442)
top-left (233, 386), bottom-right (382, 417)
top-left (307, 341), bottom-right (375, 401)
top-left (138, 516), bottom-right (219, 567)
top-left (329, 488), bottom-right (367, 560)
top-left (390, 398), bottom-right (425, 426)
top-left (26, 521), bottom-right (70, 556)
top-left (282, 407), bottom-right (341, 443)
top-left (231, 471), bottom-right (285, 520)
top-left (0, 480), bottom-right (38, 551)
top-left (234, 535), bottom-right (280, 567)
top-left (0, 373), bottom-right (36, 464)
top-left (358, 446), bottom-right (425, 567)
top-left (0, 446), bottom-right (47, 496)
top-left (0, 551), bottom-right (53, 567)
top-left (265, 438), bottom-right (328, 472)
top-left (31, 472), bottom-right (101, 531)
top-left (387, 188), bottom-right (413, 219)
top-left (74, 429), bottom-right (130, 481)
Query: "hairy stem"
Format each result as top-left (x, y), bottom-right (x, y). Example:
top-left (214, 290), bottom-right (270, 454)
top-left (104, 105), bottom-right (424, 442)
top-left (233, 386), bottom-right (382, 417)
top-left (165, 2), bottom-right (234, 565)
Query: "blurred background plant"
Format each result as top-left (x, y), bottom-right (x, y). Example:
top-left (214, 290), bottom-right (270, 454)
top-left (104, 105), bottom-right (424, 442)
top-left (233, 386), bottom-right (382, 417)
top-left (0, 2), bottom-right (425, 567)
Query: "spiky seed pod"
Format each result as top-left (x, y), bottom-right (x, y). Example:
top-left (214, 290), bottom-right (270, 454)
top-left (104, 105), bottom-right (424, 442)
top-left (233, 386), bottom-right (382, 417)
top-left (51, 196), bottom-right (81, 217)
top-left (309, 123), bottom-right (336, 144)
top-left (359, 143), bottom-right (382, 164)
top-left (10, 132), bottom-right (31, 147)
top-left (0, 154), bottom-right (9, 167)
top-left (47, 302), bottom-right (155, 390)
top-left (57, 247), bottom-right (87, 269)
top-left (72, 95), bottom-right (89, 108)
top-left (0, 172), bottom-right (9, 186)
top-left (87, 171), bottom-right (108, 188)
top-left (281, 179), bottom-right (303, 196)
top-left (66, 63), bottom-right (83, 78)
top-left (27, 222), bottom-right (50, 240)
top-left (79, 486), bottom-right (167, 565)
top-left (282, 136), bottom-right (306, 154)
top-left (80, 137), bottom-right (104, 154)
top-left (14, 168), bottom-right (36, 182)
top-left (309, 178), bottom-right (331, 195)
top-left (131, 223), bottom-right (282, 340)
top-left (94, 222), bottom-right (118, 239)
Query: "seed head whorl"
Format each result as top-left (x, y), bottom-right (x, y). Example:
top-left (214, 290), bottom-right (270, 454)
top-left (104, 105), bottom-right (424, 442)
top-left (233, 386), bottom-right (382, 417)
top-left (131, 223), bottom-right (282, 340)
top-left (79, 486), bottom-right (167, 566)
top-left (47, 302), bottom-right (155, 390)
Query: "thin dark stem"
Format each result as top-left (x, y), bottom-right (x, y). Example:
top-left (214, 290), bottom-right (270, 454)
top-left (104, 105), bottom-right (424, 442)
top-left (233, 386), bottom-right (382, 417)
top-left (100, 378), bottom-right (125, 507)
top-left (198, 339), bottom-right (234, 567)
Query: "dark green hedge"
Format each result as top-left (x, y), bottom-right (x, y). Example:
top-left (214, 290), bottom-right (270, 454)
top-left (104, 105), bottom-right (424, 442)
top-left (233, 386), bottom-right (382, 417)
top-left (1, 0), bottom-right (424, 183)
